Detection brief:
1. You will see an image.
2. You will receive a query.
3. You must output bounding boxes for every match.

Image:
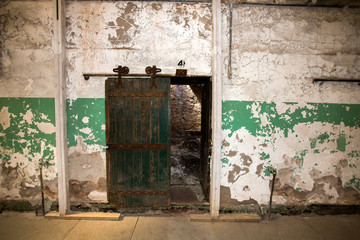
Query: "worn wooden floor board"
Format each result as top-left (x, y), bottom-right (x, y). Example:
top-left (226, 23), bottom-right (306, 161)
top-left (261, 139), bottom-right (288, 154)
top-left (45, 212), bottom-right (121, 221)
top-left (189, 213), bottom-right (261, 222)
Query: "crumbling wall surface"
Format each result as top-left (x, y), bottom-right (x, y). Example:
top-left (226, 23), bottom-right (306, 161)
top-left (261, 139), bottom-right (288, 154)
top-left (65, 1), bottom-right (211, 202)
top-left (66, 1), bottom-right (212, 100)
top-left (221, 6), bottom-right (360, 206)
top-left (0, 1), bottom-right (57, 202)
top-left (171, 85), bottom-right (201, 136)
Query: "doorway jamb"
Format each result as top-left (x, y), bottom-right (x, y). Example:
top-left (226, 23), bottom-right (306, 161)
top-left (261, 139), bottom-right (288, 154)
top-left (54, 0), bottom-right (70, 215)
top-left (210, 0), bottom-right (222, 219)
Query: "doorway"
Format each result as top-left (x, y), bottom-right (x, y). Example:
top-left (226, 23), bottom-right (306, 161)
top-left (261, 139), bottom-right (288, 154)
top-left (105, 76), bottom-right (211, 208)
top-left (170, 76), bottom-right (211, 206)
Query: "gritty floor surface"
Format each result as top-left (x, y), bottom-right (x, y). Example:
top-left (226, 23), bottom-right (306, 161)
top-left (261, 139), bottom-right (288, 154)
top-left (1, 211), bottom-right (360, 240)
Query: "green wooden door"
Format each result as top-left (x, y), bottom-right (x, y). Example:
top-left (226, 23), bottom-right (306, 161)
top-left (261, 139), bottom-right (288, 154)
top-left (105, 77), bottom-right (170, 207)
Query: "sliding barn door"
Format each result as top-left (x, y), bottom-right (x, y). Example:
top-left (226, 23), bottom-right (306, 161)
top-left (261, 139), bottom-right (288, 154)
top-left (106, 77), bottom-right (170, 207)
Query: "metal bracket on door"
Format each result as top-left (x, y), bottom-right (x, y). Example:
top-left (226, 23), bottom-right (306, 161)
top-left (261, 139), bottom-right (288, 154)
top-left (113, 65), bottom-right (129, 88)
top-left (145, 65), bottom-right (161, 89)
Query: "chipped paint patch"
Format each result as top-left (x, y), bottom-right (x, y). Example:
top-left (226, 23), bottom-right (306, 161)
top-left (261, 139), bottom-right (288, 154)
top-left (222, 101), bottom-right (360, 205)
top-left (0, 98), bottom-right (56, 200)
top-left (67, 98), bottom-right (106, 149)
top-left (0, 107), bottom-right (11, 130)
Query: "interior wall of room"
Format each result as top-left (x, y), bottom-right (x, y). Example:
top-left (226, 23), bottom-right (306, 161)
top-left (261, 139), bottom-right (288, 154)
top-left (1, 0), bottom-right (359, 209)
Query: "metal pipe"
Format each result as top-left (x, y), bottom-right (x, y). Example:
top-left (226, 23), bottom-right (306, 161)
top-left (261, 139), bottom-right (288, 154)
top-left (224, 1), bottom-right (358, 9)
top-left (228, 0), bottom-right (233, 79)
top-left (39, 163), bottom-right (45, 216)
top-left (313, 78), bottom-right (360, 84)
top-left (83, 73), bottom-right (212, 80)
top-left (268, 168), bottom-right (277, 221)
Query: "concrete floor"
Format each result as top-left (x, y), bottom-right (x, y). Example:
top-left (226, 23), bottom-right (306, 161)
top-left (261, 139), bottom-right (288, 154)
top-left (1, 211), bottom-right (360, 240)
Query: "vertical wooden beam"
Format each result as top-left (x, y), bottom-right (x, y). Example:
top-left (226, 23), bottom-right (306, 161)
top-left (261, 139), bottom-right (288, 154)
top-left (54, 0), bottom-right (70, 215)
top-left (210, 0), bottom-right (222, 219)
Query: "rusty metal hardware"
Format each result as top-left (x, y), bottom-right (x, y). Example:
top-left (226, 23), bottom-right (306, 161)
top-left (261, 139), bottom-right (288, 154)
top-left (152, 201), bottom-right (158, 208)
top-left (145, 65), bottom-right (161, 89)
top-left (116, 191), bottom-right (168, 196)
top-left (176, 69), bottom-right (187, 76)
top-left (119, 201), bottom-right (125, 207)
top-left (113, 65), bottom-right (129, 88)
top-left (107, 143), bottom-right (167, 151)
top-left (108, 92), bottom-right (168, 97)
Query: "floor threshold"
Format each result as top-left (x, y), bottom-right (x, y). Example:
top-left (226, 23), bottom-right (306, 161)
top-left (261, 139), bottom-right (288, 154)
top-left (45, 211), bottom-right (121, 221)
top-left (189, 213), bottom-right (261, 222)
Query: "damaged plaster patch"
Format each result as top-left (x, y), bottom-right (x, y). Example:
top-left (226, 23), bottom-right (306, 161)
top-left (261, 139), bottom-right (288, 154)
top-left (68, 137), bottom-right (105, 182)
top-left (0, 107), bottom-right (11, 130)
top-left (36, 122), bottom-right (55, 134)
top-left (88, 190), bottom-right (107, 202)
top-left (107, 2), bottom-right (140, 46)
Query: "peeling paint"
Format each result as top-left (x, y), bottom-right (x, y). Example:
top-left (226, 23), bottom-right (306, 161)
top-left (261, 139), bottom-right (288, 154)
top-left (2, 1), bottom-right (360, 208)
top-left (222, 101), bottom-right (360, 204)
top-left (67, 98), bottom-right (106, 149)
top-left (66, 98), bottom-right (107, 202)
top-left (0, 98), bottom-right (57, 200)
top-left (223, 101), bottom-right (360, 139)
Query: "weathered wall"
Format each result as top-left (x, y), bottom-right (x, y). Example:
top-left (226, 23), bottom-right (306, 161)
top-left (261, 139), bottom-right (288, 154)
top-left (221, 5), bottom-right (360, 206)
top-left (1, 0), bottom-right (360, 208)
top-left (65, 1), bottom-right (211, 202)
top-left (0, 1), bottom-right (58, 202)
top-left (66, 1), bottom-right (212, 100)
top-left (171, 85), bottom-right (201, 136)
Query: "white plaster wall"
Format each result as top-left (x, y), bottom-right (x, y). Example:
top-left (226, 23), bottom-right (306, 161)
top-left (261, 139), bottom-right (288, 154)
top-left (0, 1), bottom-right (55, 98)
top-left (66, 1), bottom-right (212, 100)
top-left (223, 5), bottom-right (360, 104)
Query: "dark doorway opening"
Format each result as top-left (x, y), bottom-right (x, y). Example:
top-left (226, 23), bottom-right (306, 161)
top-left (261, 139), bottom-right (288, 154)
top-left (169, 76), bottom-right (211, 206)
